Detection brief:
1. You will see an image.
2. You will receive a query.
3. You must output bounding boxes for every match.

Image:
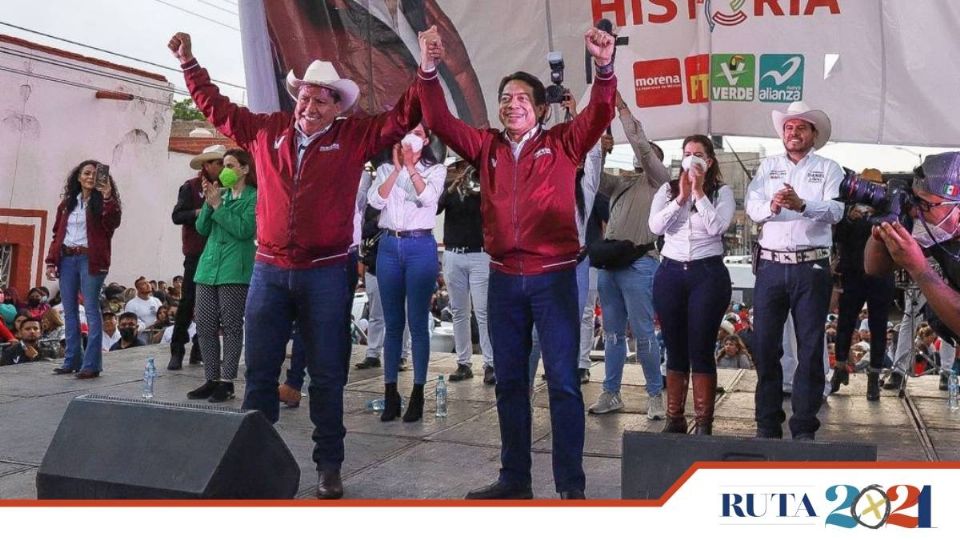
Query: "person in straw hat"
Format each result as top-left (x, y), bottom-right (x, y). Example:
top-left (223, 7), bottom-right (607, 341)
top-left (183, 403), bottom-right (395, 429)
top-left (167, 144), bottom-right (225, 371)
top-left (168, 31), bottom-right (424, 499)
top-left (745, 101), bottom-right (845, 441)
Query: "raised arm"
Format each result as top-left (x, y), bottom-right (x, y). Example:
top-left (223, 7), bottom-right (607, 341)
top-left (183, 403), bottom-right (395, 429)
top-left (557, 29), bottom-right (617, 161)
top-left (617, 98), bottom-right (669, 188)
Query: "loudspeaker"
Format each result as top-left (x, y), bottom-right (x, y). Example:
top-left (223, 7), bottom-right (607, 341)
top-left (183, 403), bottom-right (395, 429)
top-left (621, 431), bottom-right (877, 499)
top-left (37, 395), bottom-right (301, 499)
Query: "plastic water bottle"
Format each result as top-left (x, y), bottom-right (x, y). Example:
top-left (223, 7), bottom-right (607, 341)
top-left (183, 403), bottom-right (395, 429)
top-left (435, 375), bottom-right (448, 418)
top-left (949, 369), bottom-right (959, 412)
top-left (365, 397), bottom-right (406, 412)
top-left (143, 357), bottom-right (156, 399)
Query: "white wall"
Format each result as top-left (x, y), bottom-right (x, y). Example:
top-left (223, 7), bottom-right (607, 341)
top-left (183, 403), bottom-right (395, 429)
top-left (0, 39), bottom-right (187, 291)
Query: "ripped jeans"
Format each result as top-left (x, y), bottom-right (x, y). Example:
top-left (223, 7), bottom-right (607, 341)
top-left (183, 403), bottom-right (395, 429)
top-left (597, 255), bottom-right (662, 396)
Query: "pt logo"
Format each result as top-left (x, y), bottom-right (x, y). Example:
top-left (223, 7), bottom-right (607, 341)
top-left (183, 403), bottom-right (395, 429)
top-left (705, 0), bottom-right (748, 31)
top-left (684, 54), bottom-right (710, 104)
top-left (711, 54), bottom-right (755, 101)
top-left (759, 54), bottom-right (804, 102)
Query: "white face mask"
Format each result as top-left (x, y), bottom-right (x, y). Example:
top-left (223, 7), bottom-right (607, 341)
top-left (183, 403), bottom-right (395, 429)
top-left (401, 133), bottom-right (425, 153)
top-left (682, 155), bottom-right (707, 173)
top-left (913, 205), bottom-right (960, 248)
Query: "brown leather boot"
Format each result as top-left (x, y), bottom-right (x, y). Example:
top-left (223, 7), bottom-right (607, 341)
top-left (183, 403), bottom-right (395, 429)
top-left (692, 372), bottom-right (717, 435)
top-left (662, 370), bottom-right (689, 433)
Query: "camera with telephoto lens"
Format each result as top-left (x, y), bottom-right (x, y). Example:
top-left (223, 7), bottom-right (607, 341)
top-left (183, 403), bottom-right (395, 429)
top-left (545, 51), bottom-right (568, 105)
top-left (837, 168), bottom-right (915, 228)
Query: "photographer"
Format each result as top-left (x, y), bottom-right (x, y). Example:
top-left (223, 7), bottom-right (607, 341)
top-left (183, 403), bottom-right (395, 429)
top-left (866, 152), bottom-right (960, 343)
top-left (830, 169), bottom-right (896, 401)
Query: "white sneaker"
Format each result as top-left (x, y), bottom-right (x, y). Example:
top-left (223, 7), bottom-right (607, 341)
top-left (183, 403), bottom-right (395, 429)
top-left (646, 392), bottom-right (665, 420)
top-left (588, 391), bottom-right (624, 414)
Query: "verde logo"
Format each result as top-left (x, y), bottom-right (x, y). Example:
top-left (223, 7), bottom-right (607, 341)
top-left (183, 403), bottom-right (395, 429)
top-left (759, 55), bottom-right (805, 103)
top-left (711, 54), bottom-right (755, 101)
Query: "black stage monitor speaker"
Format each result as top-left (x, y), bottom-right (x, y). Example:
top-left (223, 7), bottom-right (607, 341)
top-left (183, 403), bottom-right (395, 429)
top-left (37, 395), bottom-right (301, 499)
top-left (622, 431), bottom-right (877, 500)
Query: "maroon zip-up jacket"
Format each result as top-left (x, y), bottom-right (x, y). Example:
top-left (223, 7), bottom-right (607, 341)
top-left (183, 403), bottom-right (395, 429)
top-left (171, 175), bottom-right (207, 258)
top-left (183, 59), bottom-right (422, 269)
top-left (45, 195), bottom-right (122, 275)
top-left (418, 68), bottom-right (616, 275)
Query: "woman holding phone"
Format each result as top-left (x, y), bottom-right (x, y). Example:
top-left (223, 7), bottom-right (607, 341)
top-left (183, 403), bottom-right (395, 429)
top-left (45, 160), bottom-right (122, 379)
top-left (648, 135), bottom-right (734, 435)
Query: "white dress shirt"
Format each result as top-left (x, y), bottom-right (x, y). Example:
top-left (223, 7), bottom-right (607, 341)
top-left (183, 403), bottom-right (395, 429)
top-left (369, 161), bottom-right (446, 231)
top-left (578, 142), bottom-right (603, 247)
top-left (745, 151), bottom-right (844, 250)
top-left (64, 194), bottom-right (89, 248)
top-left (649, 184), bottom-right (735, 261)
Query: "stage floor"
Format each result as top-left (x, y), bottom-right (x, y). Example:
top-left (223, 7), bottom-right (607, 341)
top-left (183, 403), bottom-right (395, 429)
top-left (0, 344), bottom-right (954, 500)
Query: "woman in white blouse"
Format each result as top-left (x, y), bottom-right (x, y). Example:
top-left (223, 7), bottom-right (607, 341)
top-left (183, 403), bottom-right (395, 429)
top-left (649, 135), bottom-right (735, 435)
top-left (368, 124), bottom-right (446, 422)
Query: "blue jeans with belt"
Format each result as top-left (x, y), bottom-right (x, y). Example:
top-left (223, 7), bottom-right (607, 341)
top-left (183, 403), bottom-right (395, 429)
top-left (241, 259), bottom-right (352, 471)
top-left (488, 267), bottom-right (584, 493)
top-left (753, 257), bottom-right (832, 438)
top-left (58, 254), bottom-right (106, 373)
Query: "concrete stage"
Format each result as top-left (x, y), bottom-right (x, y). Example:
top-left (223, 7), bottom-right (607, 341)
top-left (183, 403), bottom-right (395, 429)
top-left (1, 344), bottom-right (956, 499)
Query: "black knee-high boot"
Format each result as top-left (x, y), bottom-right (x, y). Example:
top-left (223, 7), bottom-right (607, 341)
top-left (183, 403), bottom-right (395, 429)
top-left (402, 384), bottom-right (425, 422)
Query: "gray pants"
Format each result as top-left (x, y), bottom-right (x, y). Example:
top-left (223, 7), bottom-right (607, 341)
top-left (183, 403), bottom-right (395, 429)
top-left (891, 292), bottom-right (925, 375)
top-left (364, 271), bottom-right (410, 359)
top-left (442, 250), bottom-right (493, 367)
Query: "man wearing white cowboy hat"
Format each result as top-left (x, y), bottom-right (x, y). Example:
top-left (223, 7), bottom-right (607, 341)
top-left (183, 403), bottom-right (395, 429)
top-left (168, 144), bottom-right (225, 371)
top-left (168, 31), bottom-right (424, 499)
top-left (745, 100), bottom-right (845, 441)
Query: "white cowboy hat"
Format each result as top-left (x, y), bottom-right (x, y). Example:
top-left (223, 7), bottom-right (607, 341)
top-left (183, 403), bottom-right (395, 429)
top-left (772, 101), bottom-right (832, 150)
top-left (285, 60), bottom-right (359, 111)
top-left (189, 144), bottom-right (227, 170)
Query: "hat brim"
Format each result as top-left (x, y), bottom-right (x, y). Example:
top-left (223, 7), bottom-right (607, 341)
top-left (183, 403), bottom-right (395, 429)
top-left (772, 109), bottom-right (832, 150)
top-left (286, 71), bottom-right (359, 112)
top-left (189, 152), bottom-right (225, 170)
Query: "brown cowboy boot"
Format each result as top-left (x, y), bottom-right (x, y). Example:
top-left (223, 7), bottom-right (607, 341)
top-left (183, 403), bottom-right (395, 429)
top-left (692, 372), bottom-right (717, 435)
top-left (662, 370), bottom-right (689, 433)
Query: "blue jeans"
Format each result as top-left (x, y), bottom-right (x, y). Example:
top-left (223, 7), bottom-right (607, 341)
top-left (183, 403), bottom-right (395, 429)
top-left (489, 268), bottom-right (584, 493)
top-left (59, 254), bottom-right (106, 373)
top-left (753, 258), bottom-right (832, 438)
top-left (528, 257), bottom-right (590, 380)
top-left (241, 260), bottom-right (352, 471)
top-left (598, 256), bottom-right (662, 396)
top-left (285, 251), bottom-right (359, 391)
top-left (376, 234), bottom-right (438, 385)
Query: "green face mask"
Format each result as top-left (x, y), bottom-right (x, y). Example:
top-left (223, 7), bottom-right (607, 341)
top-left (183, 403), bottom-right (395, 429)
top-left (219, 167), bottom-right (239, 188)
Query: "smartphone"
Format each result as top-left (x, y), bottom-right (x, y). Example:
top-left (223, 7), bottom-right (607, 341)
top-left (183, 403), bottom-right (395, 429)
top-left (95, 163), bottom-right (110, 189)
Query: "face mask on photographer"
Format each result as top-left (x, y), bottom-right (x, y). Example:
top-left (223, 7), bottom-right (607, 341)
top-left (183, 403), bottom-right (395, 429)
top-left (914, 205), bottom-right (960, 247)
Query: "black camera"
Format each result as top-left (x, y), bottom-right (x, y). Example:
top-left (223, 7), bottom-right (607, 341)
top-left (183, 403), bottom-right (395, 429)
top-left (545, 51), bottom-right (568, 105)
top-left (837, 168), bottom-right (914, 228)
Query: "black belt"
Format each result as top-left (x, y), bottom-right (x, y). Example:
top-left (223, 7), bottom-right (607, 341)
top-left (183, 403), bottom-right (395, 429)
top-left (446, 246), bottom-right (483, 254)
top-left (62, 246), bottom-right (89, 256)
top-left (384, 229), bottom-right (433, 238)
top-left (661, 255), bottom-right (724, 270)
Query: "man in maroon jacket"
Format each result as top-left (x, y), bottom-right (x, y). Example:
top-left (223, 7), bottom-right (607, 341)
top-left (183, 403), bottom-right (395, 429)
top-left (169, 32), bottom-right (423, 499)
top-left (167, 144), bottom-right (222, 370)
top-left (417, 27), bottom-right (616, 499)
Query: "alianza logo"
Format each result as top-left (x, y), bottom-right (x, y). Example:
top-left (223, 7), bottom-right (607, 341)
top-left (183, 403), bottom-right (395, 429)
top-left (758, 54), bottom-right (804, 102)
top-left (721, 483), bottom-right (933, 529)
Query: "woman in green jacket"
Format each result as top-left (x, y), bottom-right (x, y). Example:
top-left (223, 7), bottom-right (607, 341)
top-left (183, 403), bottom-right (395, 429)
top-left (187, 148), bottom-right (257, 402)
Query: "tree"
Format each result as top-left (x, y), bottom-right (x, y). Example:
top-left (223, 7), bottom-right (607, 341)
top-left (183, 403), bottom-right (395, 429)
top-left (172, 98), bottom-right (205, 121)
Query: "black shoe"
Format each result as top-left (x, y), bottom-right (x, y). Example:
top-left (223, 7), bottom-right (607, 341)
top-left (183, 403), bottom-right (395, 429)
top-left (829, 366), bottom-right (849, 394)
top-left (449, 364), bottom-right (473, 382)
top-left (208, 381), bottom-right (235, 403)
top-left (52, 367), bottom-right (78, 375)
top-left (793, 432), bottom-right (816, 441)
top-left (402, 384), bottom-right (425, 422)
top-left (167, 352), bottom-right (184, 371)
top-left (381, 383), bottom-right (402, 421)
top-left (316, 470), bottom-right (343, 500)
top-left (464, 480), bottom-right (533, 500)
top-left (76, 370), bottom-right (100, 380)
top-left (883, 371), bottom-right (904, 390)
top-left (560, 489), bottom-right (586, 499)
top-left (187, 380), bottom-right (219, 400)
top-left (867, 372), bottom-right (881, 402)
top-left (483, 365), bottom-right (496, 385)
top-left (578, 368), bottom-right (590, 385)
top-left (940, 373), bottom-right (949, 391)
top-left (355, 356), bottom-right (381, 370)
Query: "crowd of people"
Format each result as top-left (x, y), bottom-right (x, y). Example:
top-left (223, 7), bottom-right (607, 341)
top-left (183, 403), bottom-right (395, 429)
top-left (3, 23), bottom-right (959, 500)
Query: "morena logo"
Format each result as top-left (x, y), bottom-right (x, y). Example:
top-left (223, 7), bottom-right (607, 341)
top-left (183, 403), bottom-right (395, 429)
top-left (590, 0), bottom-right (841, 28)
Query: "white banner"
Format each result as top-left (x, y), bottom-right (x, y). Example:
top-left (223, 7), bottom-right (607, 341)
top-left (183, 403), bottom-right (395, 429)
top-left (242, 0), bottom-right (960, 147)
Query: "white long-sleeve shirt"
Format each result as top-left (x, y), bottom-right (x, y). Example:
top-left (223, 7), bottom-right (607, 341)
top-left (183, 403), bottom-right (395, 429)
top-left (64, 194), bottom-right (89, 248)
top-left (578, 142), bottom-right (603, 247)
top-left (369, 161), bottom-right (446, 231)
top-left (745, 151), bottom-right (844, 250)
top-left (649, 184), bottom-right (735, 261)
